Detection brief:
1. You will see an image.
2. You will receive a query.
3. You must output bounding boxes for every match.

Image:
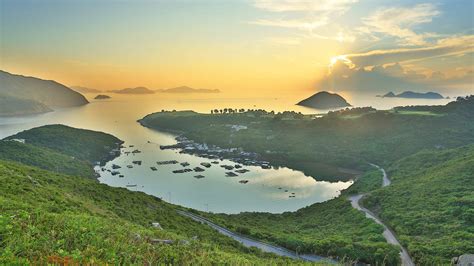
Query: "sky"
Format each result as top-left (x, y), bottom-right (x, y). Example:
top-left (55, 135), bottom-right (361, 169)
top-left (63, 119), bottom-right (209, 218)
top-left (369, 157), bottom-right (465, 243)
top-left (1, 0), bottom-right (473, 96)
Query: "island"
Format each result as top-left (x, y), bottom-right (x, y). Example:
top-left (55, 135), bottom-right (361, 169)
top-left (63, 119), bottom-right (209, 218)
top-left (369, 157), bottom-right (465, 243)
top-left (380, 91), bottom-right (444, 99)
top-left (158, 86), bottom-right (220, 94)
top-left (109, 86), bottom-right (155, 94)
top-left (0, 70), bottom-right (89, 116)
top-left (94, 94), bottom-right (111, 100)
top-left (296, 91), bottom-right (351, 109)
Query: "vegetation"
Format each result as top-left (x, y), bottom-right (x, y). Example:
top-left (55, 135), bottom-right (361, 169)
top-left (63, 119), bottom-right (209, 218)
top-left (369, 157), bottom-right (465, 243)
top-left (363, 145), bottom-right (474, 265)
top-left (201, 169), bottom-right (400, 265)
top-left (0, 160), bottom-right (311, 265)
top-left (4, 124), bottom-right (123, 164)
top-left (140, 96), bottom-right (474, 181)
top-left (0, 140), bottom-right (95, 178)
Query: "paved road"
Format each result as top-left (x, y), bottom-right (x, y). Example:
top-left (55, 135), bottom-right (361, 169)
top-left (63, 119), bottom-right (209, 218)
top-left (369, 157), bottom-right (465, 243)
top-left (177, 210), bottom-right (336, 264)
top-left (349, 165), bottom-right (414, 266)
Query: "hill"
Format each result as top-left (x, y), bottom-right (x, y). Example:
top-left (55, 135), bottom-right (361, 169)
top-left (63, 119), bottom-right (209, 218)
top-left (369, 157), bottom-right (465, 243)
top-left (0, 70), bottom-right (88, 112)
top-left (382, 91), bottom-right (444, 99)
top-left (0, 95), bottom-right (52, 116)
top-left (4, 125), bottom-right (123, 165)
top-left (70, 86), bottom-right (102, 94)
top-left (159, 86), bottom-right (220, 93)
top-left (0, 140), bottom-right (95, 178)
top-left (0, 160), bottom-right (302, 265)
top-left (297, 91), bottom-right (351, 109)
top-left (109, 87), bottom-right (155, 94)
top-left (362, 145), bottom-right (474, 264)
top-left (94, 94), bottom-right (111, 100)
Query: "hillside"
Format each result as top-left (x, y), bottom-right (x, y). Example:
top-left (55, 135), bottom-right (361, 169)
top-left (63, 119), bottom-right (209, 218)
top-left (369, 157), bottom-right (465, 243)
top-left (362, 145), bottom-right (474, 264)
top-left (4, 125), bottom-right (123, 164)
top-left (0, 160), bottom-right (303, 265)
top-left (70, 86), bottom-right (102, 94)
top-left (0, 70), bottom-right (88, 112)
top-left (0, 140), bottom-right (95, 178)
top-left (0, 95), bottom-right (52, 116)
top-left (297, 91), bottom-right (351, 109)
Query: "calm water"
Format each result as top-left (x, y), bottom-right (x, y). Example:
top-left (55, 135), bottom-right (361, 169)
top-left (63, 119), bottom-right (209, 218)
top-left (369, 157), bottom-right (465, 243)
top-left (0, 93), bottom-right (452, 213)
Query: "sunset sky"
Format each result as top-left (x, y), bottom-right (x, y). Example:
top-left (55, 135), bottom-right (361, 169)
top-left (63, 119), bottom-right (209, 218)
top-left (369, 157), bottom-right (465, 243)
top-left (1, 0), bottom-right (473, 96)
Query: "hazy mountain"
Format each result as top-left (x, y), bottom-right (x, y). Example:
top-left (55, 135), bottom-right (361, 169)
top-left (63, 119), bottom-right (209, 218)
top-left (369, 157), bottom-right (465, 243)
top-left (94, 94), bottom-right (111, 100)
top-left (109, 86), bottom-right (155, 94)
top-left (0, 95), bottom-right (52, 116)
top-left (382, 91), bottom-right (444, 99)
top-left (159, 86), bottom-right (220, 94)
top-left (0, 70), bottom-right (88, 116)
top-left (71, 86), bottom-right (102, 94)
top-left (297, 91), bottom-right (351, 109)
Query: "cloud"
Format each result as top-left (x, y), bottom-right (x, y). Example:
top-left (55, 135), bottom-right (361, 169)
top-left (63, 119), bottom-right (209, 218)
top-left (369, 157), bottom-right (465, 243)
top-left (317, 35), bottom-right (474, 93)
top-left (253, 0), bottom-right (358, 13)
top-left (361, 3), bottom-right (440, 45)
top-left (250, 0), bottom-right (358, 41)
top-left (342, 35), bottom-right (474, 67)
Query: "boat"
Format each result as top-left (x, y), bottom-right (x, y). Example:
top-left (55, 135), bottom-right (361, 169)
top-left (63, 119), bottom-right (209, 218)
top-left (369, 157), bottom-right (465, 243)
top-left (112, 164), bottom-right (121, 169)
top-left (239, 180), bottom-right (249, 184)
top-left (111, 171), bottom-right (120, 176)
top-left (132, 160), bottom-right (142, 165)
top-left (193, 167), bottom-right (205, 172)
top-left (194, 175), bottom-right (205, 179)
top-left (150, 167), bottom-right (157, 171)
top-left (126, 184), bottom-right (137, 187)
top-left (127, 165), bottom-right (133, 168)
top-left (225, 172), bottom-right (238, 177)
top-left (180, 162), bottom-right (190, 167)
top-left (200, 162), bottom-right (212, 168)
top-left (119, 175), bottom-right (124, 178)
top-left (235, 169), bottom-right (249, 174)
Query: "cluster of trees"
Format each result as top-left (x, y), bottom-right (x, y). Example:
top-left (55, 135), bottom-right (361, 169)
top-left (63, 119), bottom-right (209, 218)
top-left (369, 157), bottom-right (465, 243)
top-left (327, 107), bottom-right (376, 117)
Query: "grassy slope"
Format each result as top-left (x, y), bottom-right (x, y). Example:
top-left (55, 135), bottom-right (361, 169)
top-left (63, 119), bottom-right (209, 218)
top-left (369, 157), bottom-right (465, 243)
top-left (139, 97), bottom-right (474, 181)
top-left (363, 145), bottom-right (474, 265)
top-left (0, 161), bottom-right (307, 265)
top-left (201, 169), bottom-right (399, 265)
top-left (0, 141), bottom-right (95, 178)
top-left (4, 124), bottom-right (122, 164)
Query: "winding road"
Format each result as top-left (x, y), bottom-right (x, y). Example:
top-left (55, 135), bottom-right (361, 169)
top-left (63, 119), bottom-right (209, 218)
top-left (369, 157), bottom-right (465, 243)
top-left (349, 164), bottom-right (414, 266)
top-left (177, 210), bottom-right (336, 264)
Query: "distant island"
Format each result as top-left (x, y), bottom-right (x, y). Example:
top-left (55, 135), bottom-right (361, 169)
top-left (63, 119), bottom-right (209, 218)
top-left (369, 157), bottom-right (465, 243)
top-left (158, 86), bottom-right (220, 94)
top-left (94, 94), bottom-right (111, 100)
top-left (109, 87), bottom-right (155, 94)
top-left (0, 70), bottom-right (88, 116)
top-left (379, 91), bottom-right (445, 99)
top-left (297, 91), bottom-right (351, 109)
top-left (71, 86), bottom-right (102, 94)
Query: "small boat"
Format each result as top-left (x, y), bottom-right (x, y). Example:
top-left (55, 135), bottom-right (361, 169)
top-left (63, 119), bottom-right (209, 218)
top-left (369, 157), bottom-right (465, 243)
top-left (150, 167), bottom-right (157, 171)
top-left (194, 175), bottom-right (205, 179)
top-left (127, 165), bottom-right (133, 168)
top-left (200, 162), bottom-right (212, 168)
top-left (180, 162), bottom-right (190, 167)
top-left (193, 167), bottom-right (205, 172)
top-left (211, 161), bottom-right (220, 164)
top-left (239, 180), bottom-right (249, 184)
top-left (235, 169), bottom-right (249, 174)
top-left (119, 175), bottom-right (124, 178)
top-left (234, 164), bottom-right (242, 169)
top-left (132, 160), bottom-right (142, 165)
top-left (111, 171), bottom-right (120, 176)
top-left (112, 164), bottom-right (121, 169)
top-left (126, 184), bottom-right (137, 187)
top-left (225, 172), bottom-right (238, 177)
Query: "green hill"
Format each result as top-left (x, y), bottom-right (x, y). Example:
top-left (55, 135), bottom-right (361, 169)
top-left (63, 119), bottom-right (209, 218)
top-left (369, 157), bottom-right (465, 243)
top-left (0, 141), bottom-right (95, 178)
top-left (5, 125), bottom-right (123, 165)
top-left (0, 160), bottom-right (304, 265)
top-left (362, 145), bottom-right (474, 265)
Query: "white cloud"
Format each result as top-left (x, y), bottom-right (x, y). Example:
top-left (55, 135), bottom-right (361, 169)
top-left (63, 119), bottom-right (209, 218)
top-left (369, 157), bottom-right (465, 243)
top-left (362, 3), bottom-right (440, 45)
top-left (341, 35), bottom-right (474, 67)
top-left (253, 0), bottom-right (358, 13)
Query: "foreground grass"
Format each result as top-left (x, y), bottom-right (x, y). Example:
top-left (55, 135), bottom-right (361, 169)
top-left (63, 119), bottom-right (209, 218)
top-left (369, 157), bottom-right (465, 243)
top-left (0, 161), bottom-right (311, 264)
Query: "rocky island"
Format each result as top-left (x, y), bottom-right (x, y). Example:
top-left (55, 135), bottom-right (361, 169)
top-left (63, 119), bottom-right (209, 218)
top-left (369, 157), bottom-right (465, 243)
top-left (296, 91), bottom-right (351, 109)
top-left (380, 91), bottom-right (445, 99)
top-left (94, 94), bottom-right (111, 100)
